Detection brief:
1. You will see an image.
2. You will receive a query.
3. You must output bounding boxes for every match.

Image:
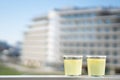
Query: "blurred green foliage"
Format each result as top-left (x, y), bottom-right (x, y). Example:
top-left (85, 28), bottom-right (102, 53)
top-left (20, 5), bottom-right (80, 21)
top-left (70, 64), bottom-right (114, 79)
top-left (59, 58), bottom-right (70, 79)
top-left (0, 63), bottom-right (22, 75)
top-left (0, 63), bottom-right (64, 75)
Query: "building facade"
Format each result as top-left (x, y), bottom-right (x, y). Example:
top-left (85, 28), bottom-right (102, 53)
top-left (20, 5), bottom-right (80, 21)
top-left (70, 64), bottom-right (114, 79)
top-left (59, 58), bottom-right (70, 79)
top-left (22, 7), bottom-right (120, 73)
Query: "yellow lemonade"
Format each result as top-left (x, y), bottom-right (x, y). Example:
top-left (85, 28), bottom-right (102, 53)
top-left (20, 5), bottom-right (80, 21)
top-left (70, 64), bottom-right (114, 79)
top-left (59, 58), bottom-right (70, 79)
top-left (64, 56), bottom-right (82, 76)
top-left (87, 56), bottom-right (106, 76)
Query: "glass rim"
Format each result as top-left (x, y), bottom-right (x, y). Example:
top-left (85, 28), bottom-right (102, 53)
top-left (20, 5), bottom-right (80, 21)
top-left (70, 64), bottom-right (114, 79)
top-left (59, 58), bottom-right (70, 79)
top-left (63, 55), bottom-right (83, 59)
top-left (63, 55), bottom-right (83, 58)
top-left (86, 55), bottom-right (106, 58)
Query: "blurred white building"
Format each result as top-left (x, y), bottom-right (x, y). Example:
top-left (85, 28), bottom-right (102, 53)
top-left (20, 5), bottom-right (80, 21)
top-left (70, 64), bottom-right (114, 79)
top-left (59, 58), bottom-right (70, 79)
top-left (22, 7), bottom-right (120, 73)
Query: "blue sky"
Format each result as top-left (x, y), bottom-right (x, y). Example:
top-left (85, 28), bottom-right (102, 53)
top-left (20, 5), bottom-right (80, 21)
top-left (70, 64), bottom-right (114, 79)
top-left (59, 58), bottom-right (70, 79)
top-left (0, 0), bottom-right (120, 45)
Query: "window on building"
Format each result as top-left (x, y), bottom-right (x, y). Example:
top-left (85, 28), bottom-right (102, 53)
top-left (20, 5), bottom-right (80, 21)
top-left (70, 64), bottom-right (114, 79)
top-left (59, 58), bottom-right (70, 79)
top-left (87, 28), bottom-right (91, 32)
top-left (112, 27), bottom-right (118, 31)
top-left (97, 19), bottom-right (103, 24)
top-left (62, 15), bottom-right (68, 18)
top-left (97, 35), bottom-right (102, 39)
top-left (90, 13), bottom-right (96, 17)
top-left (83, 43), bottom-right (87, 47)
top-left (112, 43), bottom-right (118, 48)
top-left (113, 35), bottom-right (118, 40)
top-left (91, 28), bottom-right (95, 32)
top-left (80, 21), bottom-right (84, 25)
top-left (90, 51), bottom-right (94, 55)
top-left (80, 14), bottom-right (84, 18)
top-left (81, 35), bottom-right (84, 39)
top-left (104, 35), bottom-right (110, 40)
top-left (105, 51), bottom-right (109, 55)
top-left (105, 43), bottom-right (110, 47)
top-left (105, 27), bottom-right (110, 32)
top-left (76, 50), bottom-right (81, 54)
top-left (86, 13), bottom-right (90, 17)
top-left (97, 51), bottom-right (103, 55)
top-left (97, 28), bottom-right (101, 32)
top-left (75, 21), bottom-right (79, 25)
top-left (82, 50), bottom-right (87, 55)
top-left (91, 21), bottom-right (95, 25)
top-left (113, 51), bottom-right (118, 56)
top-left (82, 14), bottom-right (87, 18)
top-left (105, 19), bottom-right (111, 24)
top-left (76, 43), bottom-right (81, 47)
top-left (86, 27), bottom-right (91, 32)
top-left (63, 50), bottom-right (67, 53)
top-left (68, 50), bottom-right (74, 53)
top-left (60, 21), bottom-right (66, 25)
top-left (106, 59), bottom-right (110, 63)
top-left (68, 14), bottom-right (73, 18)
top-left (97, 43), bottom-right (102, 47)
top-left (89, 35), bottom-right (95, 40)
top-left (88, 21), bottom-right (92, 25)
top-left (90, 43), bottom-right (94, 47)
top-left (84, 21), bottom-right (88, 25)
top-left (83, 28), bottom-right (86, 32)
top-left (74, 14), bottom-right (79, 18)
top-left (97, 27), bottom-right (102, 32)
top-left (89, 35), bottom-right (93, 39)
top-left (87, 21), bottom-right (92, 25)
top-left (113, 59), bottom-right (118, 64)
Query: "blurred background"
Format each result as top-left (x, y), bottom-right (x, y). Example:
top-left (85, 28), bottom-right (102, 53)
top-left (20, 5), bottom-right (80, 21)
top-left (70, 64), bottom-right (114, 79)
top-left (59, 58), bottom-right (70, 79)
top-left (0, 0), bottom-right (120, 75)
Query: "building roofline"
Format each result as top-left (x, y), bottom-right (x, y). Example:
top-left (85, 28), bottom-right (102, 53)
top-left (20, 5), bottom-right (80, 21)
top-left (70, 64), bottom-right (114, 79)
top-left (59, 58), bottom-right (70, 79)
top-left (32, 15), bottom-right (48, 21)
top-left (52, 6), bottom-right (120, 15)
top-left (53, 6), bottom-right (120, 11)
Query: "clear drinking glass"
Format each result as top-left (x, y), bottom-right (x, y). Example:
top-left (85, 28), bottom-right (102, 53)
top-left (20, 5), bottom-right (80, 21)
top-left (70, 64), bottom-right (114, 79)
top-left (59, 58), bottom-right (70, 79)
top-left (63, 55), bottom-right (83, 76)
top-left (87, 55), bottom-right (106, 76)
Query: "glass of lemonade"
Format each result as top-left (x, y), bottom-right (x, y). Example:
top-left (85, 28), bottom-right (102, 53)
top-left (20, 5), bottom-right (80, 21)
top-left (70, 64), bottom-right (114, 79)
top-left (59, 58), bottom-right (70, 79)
top-left (63, 55), bottom-right (83, 76)
top-left (87, 55), bottom-right (106, 76)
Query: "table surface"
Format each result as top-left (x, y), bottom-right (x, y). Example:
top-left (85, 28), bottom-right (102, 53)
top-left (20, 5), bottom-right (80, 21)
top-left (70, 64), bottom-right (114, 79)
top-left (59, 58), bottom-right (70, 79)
top-left (0, 75), bottom-right (120, 80)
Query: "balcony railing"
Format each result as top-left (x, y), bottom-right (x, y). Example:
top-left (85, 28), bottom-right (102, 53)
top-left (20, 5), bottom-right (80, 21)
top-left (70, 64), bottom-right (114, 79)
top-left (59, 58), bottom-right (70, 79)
top-left (0, 75), bottom-right (120, 80)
